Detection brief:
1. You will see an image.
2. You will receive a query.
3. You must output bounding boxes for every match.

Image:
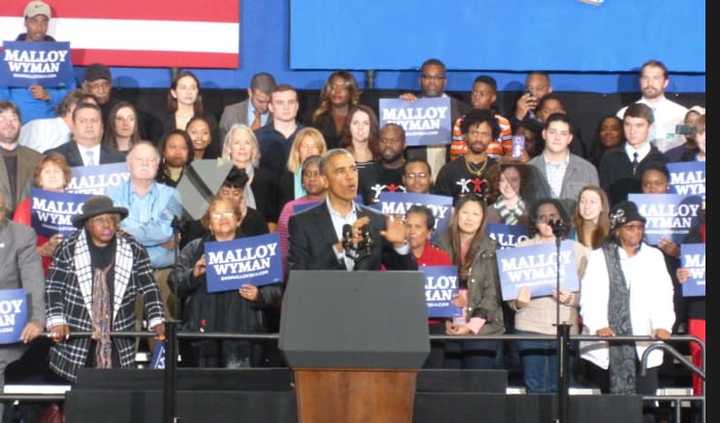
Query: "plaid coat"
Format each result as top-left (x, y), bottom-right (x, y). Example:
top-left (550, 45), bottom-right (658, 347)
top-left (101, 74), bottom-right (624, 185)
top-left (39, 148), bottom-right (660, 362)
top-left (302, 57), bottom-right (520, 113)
top-left (45, 229), bottom-right (164, 382)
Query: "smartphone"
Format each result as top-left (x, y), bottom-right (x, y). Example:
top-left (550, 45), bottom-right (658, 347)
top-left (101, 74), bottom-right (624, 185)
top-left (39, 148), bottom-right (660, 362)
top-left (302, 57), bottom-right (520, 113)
top-left (511, 135), bottom-right (526, 159)
top-left (675, 124), bottom-right (694, 135)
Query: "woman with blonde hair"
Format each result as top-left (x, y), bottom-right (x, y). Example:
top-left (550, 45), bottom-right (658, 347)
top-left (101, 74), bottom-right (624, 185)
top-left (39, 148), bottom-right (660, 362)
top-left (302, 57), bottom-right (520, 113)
top-left (279, 127), bottom-right (327, 205)
top-left (222, 124), bottom-right (279, 227)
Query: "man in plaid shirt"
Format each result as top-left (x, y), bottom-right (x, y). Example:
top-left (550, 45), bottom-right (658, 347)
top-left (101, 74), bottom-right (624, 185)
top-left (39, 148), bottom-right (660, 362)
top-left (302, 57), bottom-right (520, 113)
top-left (45, 195), bottom-right (165, 382)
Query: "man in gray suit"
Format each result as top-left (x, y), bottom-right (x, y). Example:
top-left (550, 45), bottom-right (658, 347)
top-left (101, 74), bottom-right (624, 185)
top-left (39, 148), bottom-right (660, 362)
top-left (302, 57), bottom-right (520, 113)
top-left (0, 190), bottom-right (45, 418)
top-left (219, 72), bottom-right (277, 141)
top-left (0, 101), bottom-right (41, 215)
top-left (528, 113), bottom-right (599, 215)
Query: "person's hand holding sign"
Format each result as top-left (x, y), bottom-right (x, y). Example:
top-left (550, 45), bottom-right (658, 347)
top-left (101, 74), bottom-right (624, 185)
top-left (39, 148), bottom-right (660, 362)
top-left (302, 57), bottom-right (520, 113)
top-left (239, 284), bottom-right (259, 301)
top-left (29, 84), bottom-right (50, 101)
top-left (193, 256), bottom-right (207, 278)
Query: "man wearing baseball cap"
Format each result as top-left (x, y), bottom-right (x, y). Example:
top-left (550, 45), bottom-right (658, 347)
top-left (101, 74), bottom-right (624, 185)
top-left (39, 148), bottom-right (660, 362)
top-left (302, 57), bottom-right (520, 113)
top-left (578, 201), bottom-right (674, 420)
top-left (82, 64), bottom-right (115, 119)
top-left (0, 1), bottom-right (76, 124)
top-left (45, 195), bottom-right (166, 382)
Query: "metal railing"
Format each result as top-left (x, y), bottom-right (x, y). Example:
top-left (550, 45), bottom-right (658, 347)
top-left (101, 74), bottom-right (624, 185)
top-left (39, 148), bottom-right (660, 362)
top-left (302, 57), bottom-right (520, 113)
top-left (0, 329), bottom-right (705, 423)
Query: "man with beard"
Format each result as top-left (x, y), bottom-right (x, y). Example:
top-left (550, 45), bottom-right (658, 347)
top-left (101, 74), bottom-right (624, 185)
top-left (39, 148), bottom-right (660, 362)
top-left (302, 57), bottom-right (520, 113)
top-left (0, 101), bottom-right (41, 214)
top-left (449, 76), bottom-right (513, 161)
top-left (433, 109), bottom-right (501, 204)
top-left (399, 59), bottom-right (470, 180)
top-left (511, 72), bottom-right (553, 130)
top-left (616, 60), bottom-right (688, 153)
top-left (220, 72), bottom-right (276, 141)
top-left (360, 123), bottom-right (408, 203)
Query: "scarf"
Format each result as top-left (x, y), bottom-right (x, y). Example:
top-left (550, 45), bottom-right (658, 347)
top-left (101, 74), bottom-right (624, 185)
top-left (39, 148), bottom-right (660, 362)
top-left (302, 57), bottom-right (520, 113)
top-left (492, 197), bottom-right (526, 225)
top-left (601, 241), bottom-right (636, 394)
top-left (91, 263), bottom-right (114, 368)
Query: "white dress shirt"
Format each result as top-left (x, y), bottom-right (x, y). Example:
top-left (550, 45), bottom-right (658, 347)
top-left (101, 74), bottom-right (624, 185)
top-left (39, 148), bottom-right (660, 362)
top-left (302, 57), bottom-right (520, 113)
top-left (77, 144), bottom-right (101, 166)
top-left (579, 243), bottom-right (675, 370)
top-left (624, 141), bottom-right (652, 164)
top-left (326, 198), bottom-right (409, 271)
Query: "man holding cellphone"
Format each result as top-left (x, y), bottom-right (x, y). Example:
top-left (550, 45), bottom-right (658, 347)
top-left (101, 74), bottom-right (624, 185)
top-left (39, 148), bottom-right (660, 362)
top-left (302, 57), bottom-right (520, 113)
top-left (512, 72), bottom-right (553, 128)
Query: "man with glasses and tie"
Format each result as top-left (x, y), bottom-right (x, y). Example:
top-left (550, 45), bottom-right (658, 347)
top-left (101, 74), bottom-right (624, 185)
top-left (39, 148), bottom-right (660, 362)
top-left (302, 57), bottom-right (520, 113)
top-left (46, 102), bottom-right (124, 167)
top-left (399, 59), bottom-right (470, 181)
top-left (599, 103), bottom-right (667, 206)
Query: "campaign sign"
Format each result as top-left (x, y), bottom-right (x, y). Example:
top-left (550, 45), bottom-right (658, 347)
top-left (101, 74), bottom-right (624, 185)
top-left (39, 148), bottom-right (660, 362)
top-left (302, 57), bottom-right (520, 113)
top-left (66, 163), bottom-right (131, 195)
top-left (486, 223), bottom-right (530, 250)
top-left (422, 266), bottom-right (462, 318)
top-left (0, 41), bottom-right (73, 87)
top-left (628, 193), bottom-right (702, 245)
top-left (205, 233), bottom-right (283, 293)
top-left (379, 97), bottom-right (451, 146)
top-left (31, 188), bottom-right (90, 237)
top-left (680, 243), bottom-right (705, 297)
top-left (667, 161), bottom-right (705, 199)
top-left (150, 341), bottom-right (166, 369)
top-left (371, 192), bottom-right (453, 243)
top-left (496, 240), bottom-right (578, 301)
top-left (0, 289), bottom-right (28, 345)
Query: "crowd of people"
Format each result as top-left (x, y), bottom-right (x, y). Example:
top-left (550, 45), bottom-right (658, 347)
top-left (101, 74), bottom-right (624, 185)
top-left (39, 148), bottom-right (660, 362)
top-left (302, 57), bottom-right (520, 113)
top-left (0, 2), bottom-right (707, 422)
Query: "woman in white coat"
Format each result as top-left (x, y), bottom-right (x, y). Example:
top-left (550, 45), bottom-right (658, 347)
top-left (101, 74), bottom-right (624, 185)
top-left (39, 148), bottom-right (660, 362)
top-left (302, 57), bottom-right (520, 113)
top-left (579, 200), bottom-right (675, 398)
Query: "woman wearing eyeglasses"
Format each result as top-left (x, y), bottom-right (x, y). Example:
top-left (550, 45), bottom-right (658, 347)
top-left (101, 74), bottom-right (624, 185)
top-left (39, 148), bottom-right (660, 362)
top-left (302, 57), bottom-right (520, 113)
top-left (169, 196), bottom-right (281, 368)
top-left (510, 198), bottom-right (588, 393)
top-left (439, 194), bottom-right (505, 369)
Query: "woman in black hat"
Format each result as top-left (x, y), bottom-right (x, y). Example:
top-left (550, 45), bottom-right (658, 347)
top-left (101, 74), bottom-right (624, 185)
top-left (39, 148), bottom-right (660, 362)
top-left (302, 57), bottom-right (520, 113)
top-left (46, 195), bottom-right (166, 383)
top-left (579, 201), bottom-right (674, 421)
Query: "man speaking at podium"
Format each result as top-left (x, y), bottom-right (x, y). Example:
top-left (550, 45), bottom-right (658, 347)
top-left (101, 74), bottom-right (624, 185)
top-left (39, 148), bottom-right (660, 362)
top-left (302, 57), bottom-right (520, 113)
top-left (288, 149), bottom-right (417, 271)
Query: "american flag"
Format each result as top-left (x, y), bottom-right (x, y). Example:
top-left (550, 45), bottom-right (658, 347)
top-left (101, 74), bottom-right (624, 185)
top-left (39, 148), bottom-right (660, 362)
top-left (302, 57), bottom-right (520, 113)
top-left (0, 0), bottom-right (240, 68)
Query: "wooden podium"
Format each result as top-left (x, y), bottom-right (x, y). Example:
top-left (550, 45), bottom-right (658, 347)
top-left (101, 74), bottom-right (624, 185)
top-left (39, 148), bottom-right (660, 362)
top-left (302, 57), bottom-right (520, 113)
top-left (279, 271), bottom-right (430, 423)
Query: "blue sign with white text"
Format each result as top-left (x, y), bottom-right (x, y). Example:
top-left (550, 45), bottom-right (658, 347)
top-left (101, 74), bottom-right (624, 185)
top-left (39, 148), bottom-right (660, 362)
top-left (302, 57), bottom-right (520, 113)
top-left (629, 193), bottom-right (702, 245)
top-left (486, 223), bottom-right (530, 250)
top-left (0, 289), bottom-right (28, 345)
top-left (0, 41), bottom-right (74, 87)
top-left (496, 240), bottom-right (578, 301)
top-left (31, 188), bottom-right (90, 237)
top-left (370, 192), bottom-right (453, 244)
top-left (66, 163), bottom-right (130, 195)
top-left (680, 243), bottom-right (705, 297)
top-left (422, 266), bottom-right (462, 318)
top-left (667, 161), bottom-right (705, 201)
top-left (205, 233), bottom-right (283, 293)
top-left (379, 97), bottom-right (452, 146)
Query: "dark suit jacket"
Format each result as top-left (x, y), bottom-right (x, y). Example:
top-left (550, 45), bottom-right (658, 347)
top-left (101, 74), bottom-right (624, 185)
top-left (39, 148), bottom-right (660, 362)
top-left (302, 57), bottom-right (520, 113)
top-left (598, 144), bottom-right (667, 206)
top-left (0, 145), bottom-right (41, 212)
top-left (288, 201), bottom-right (417, 271)
top-left (46, 141), bottom-right (126, 167)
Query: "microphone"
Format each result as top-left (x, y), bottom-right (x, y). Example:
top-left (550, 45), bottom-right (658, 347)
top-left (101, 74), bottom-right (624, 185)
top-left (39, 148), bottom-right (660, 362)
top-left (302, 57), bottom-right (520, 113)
top-left (548, 219), bottom-right (567, 238)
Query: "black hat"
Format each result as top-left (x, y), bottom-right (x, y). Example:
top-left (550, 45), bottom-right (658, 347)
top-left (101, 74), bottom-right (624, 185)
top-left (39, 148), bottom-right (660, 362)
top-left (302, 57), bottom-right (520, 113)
top-left (609, 200), bottom-right (646, 232)
top-left (83, 63), bottom-right (111, 82)
top-left (71, 195), bottom-right (128, 228)
top-left (222, 167), bottom-right (249, 189)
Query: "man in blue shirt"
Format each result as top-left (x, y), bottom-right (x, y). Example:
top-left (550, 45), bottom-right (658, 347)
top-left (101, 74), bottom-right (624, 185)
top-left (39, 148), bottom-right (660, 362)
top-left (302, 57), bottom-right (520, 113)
top-left (0, 1), bottom-right (76, 124)
top-left (107, 142), bottom-right (183, 320)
